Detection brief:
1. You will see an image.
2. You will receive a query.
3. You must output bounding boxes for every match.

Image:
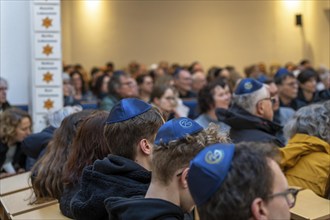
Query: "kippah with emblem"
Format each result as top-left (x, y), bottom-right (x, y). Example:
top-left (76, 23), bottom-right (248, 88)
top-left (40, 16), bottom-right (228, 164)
top-left (187, 143), bottom-right (235, 206)
top-left (274, 67), bottom-right (289, 79)
top-left (155, 117), bottom-right (203, 145)
top-left (106, 98), bottom-right (151, 124)
top-left (234, 78), bottom-right (263, 95)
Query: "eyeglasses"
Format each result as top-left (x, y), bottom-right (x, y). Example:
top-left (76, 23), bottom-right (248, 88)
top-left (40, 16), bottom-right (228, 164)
top-left (283, 81), bottom-right (298, 87)
top-left (268, 188), bottom-right (302, 208)
top-left (259, 97), bottom-right (276, 105)
top-left (164, 96), bottom-right (176, 101)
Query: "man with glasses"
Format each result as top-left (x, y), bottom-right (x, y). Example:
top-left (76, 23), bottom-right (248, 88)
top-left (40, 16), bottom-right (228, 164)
top-left (188, 142), bottom-right (300, 220)
top-left (100, 71), bottom-right (138, 111)
top-left (217, 78), bottom-right (284, 147)
top-left (105, 117), bottom-right (229, 219)
top-left (274, 68), bottom-right (302, 110)
top-left (174, 68), bottom-right (197, 99)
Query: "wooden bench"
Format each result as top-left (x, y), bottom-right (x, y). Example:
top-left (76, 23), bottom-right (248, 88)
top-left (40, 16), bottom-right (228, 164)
top-left (0, 172), bottom-right (31, 196)
top-left (11, 203), bottom-right (70, 220)
top-left (0, 188), bottom-right (57, 220)
top-left (290, 189), bottom-right (330, 220)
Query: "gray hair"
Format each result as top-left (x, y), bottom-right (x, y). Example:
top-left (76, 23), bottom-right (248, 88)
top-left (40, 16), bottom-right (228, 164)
top-left (47, 105), bottom-right (83, 128)
top-left (232, 85), bottom-right (269, 115)
top-left (0, 77), bottom-right (8, 88)
top-left (284, 101), bottom-right (330, 142)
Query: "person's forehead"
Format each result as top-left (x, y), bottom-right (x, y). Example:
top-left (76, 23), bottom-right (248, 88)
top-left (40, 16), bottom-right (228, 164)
top-left (268, 158), bottom-right (288, 191)
top-left (179, 70), bottom-right (191, 77)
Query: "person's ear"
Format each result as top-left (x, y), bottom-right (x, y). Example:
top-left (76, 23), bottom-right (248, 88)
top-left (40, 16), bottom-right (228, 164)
top-left (139, 139), bottom-right (152, 156)
top-left (179, 168), bottom-right (190, 189)
top-left (251, 198), bottom-right (268, 220)
top-left (256, 101), bottom-right (265, 116)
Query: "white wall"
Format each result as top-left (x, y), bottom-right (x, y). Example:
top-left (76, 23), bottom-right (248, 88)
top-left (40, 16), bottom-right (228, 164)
top-left (0, 0), bottom-right (31, 105)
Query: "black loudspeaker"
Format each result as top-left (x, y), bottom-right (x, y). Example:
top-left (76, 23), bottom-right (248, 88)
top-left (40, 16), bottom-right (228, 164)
top-left (296, 14), bottom-right (302, 26)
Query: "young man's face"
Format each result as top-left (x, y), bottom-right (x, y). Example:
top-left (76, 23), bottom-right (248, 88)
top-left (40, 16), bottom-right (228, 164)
top-left (264, 159), bottom-right (291, 220)
top-left (278, 76), bottom-right (298, 100)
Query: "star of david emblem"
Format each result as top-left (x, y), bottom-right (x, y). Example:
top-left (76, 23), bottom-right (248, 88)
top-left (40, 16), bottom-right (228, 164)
top-left (43, 44), bottom-right (53, 56)
top-left (43, 72), bottom-right (53, 83)
top-left (43, 99), bottom-right (54, 110)
top-left (42, 17), bottom-right (52, 29)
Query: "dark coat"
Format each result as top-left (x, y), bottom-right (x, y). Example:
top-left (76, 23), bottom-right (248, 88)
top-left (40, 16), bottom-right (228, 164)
top-left (106, 197), bottom-right (185, 220)
top-left (217, 104), bottom-right (284, 147)
top-left (70, 154), bottom-right (151, 220)
top-left (21, 126), bottom-right (56, 159)
top-left (0, 140), bottom-right (26, 172)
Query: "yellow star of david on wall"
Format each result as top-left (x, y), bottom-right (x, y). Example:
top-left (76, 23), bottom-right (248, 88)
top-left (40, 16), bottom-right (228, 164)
top-left (43, 99), bottom-right (54, 110)
top-left (43, 72), bottom-right (53, 83)
top-left (42, 17), bottom-right (52, 29)
top-left (43, 44), bottom-right (53, 56)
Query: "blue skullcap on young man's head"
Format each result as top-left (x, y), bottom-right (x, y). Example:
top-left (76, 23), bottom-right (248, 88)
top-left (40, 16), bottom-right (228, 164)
top-left (106, 98), bottom-right (151, 124)
top-left (234, 78), bottom-right (263, 95)
top-left (188, 143), bottom-right (235, 206)
top-left (274, 68), bottom-right (289, 79)
top-left (154, 117), bottom-right (203, 145)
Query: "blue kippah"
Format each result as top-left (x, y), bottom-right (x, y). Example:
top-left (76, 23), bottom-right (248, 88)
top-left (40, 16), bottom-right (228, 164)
top-left (155, 117), bottom-right (203, 145)
top-left (188, 143), bottom-right (235, 206)
top-left (106, 98), bottom-right (151, 124)
top-left (234, 78), bottom-right (263, 95)
top-left (274, 68), bottom-right (289, 79)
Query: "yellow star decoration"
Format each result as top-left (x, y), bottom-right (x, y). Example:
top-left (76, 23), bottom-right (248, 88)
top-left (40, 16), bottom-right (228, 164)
top-left (43, 44), bottom-right (53, 56)
top-left (43, 99), bottom-right (54, 110)
top-left (43, 72), bottom-right (53, 83)
top-left (42, 17), bottom-right (52, 29)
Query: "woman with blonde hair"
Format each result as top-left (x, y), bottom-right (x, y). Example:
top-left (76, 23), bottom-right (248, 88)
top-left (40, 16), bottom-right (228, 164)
top-left (0, 108), bottom-right (32, 178)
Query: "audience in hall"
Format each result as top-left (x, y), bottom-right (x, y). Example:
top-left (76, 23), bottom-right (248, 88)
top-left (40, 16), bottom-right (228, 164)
top-left (217, 78), bottom-right (284, 147)
top-left (195, 79), bottom-right (231, 134)
top-left (188, 61), bottom-right (204, 74)
top-left (244, 64), bottom-right (264, 79)
top-left (60, 110), bottom-right (110, 218)
top-left (106, 117), bottom-right (229, 219)
top-left (21, 105), bottom-right (82, 169)
top-left (0, 77), bottom-right (11, 113)
top-left (30, 110), bottom-right (92, 203)
top-left (100, 71), bottom-right (137, 111)
top-left (62, 73), bottom-right (79, 106)
top-left (274, 69), bottom-right (301, 110)
top-left (0, 108), bottom-right (32, 178)
top-left (188, 142), bottom-right (297, 220)
top-left (136, 74), bottom-right (154, 103)
top-left (173, 68), bottom-right (196, 99)
top-left (150, 85), bottom-right (177, 121)
top-left (70, 98), bottom-right (164, 220)
top-left (191, 71), bottom-right (207, 94)
top-left (280, 101), bottom-right (330, 198)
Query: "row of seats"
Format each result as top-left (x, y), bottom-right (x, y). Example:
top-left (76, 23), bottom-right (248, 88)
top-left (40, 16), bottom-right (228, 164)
top-left (0, 172), bottom-right (69, 220)
top-left (0, 171), bottom-right (329, 220)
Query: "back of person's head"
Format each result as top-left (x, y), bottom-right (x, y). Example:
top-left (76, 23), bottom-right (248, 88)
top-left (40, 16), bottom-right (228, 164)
top-left (189, 142), bottom-right (281, 220)
top-left (153, 118), bottom-right (229, 185)
top-left (63, 110), bottom-right (110, 186)
top-left (31, 110), bottom-right (93, 202)
top-left (47, 105), bottom-right (82, 128)
top-left (0, 108), bottom-right (31, 144)
top-left (104, 98), bottom-right (164, 161)
top-left (284, 101), bottom-right (330, 143)
top-left (233, 78), bottom-right (269, 115)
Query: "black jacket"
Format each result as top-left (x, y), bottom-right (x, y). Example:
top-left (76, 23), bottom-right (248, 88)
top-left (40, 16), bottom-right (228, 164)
top-left (21, 126), bottom-right (56, 159)
top-left (70, 155), bottom-right (151, 220)
top-left (106, 197), bottom-right (185, 220)
top-left (217, 104), bottom-right (284, 147)
top-left (0, 140), bottom-right (26, 172)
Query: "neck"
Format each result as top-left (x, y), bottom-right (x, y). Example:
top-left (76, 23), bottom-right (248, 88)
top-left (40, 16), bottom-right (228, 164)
top-left (206, 109), bottom-right (217, 121)
top-left (134, 155), bottom-right (151, 172)
top-left (302, 90), bottom-right (313, 101)
top-left (279, 95), bottom-right (292, 106)
top-left (145, 178), bottom-right (180, 206)
top-left (139, 92), bottom-right (150, 102)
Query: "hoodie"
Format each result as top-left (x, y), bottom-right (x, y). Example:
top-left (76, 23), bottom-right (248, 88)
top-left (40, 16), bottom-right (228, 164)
top-left (106, 197), bottom-right (185, 220)
top-left (70, 154), bottom-right (151, 220)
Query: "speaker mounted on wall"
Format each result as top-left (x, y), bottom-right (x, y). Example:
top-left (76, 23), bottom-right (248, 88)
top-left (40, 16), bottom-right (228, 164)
top-left (296, 14), bottom-right (303, 26)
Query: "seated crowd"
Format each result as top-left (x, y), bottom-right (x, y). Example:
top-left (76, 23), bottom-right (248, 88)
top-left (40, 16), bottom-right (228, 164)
top-left (0, 59), bottom-right (329, 220)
